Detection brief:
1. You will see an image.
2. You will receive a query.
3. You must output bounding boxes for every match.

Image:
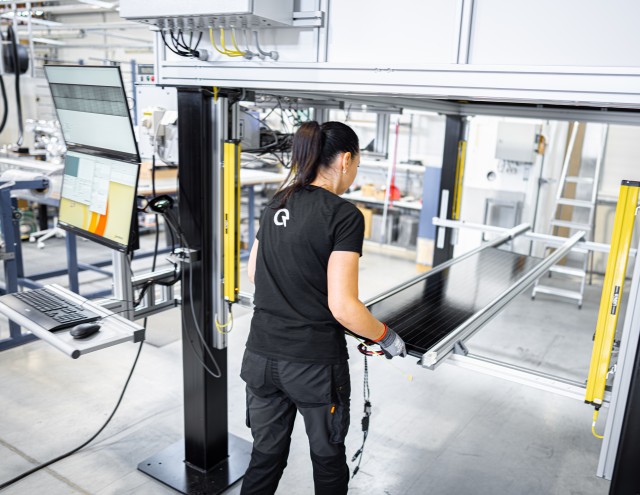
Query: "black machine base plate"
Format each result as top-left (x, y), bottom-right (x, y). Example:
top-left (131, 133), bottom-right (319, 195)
top-left (138, 435), bottom-right (252, 494)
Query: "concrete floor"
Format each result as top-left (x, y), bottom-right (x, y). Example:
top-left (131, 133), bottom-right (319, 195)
top-left (0, 235), bottom-right (613, 494)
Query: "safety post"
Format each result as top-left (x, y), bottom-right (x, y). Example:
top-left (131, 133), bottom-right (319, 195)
top-left (585, 180), bottom-right (640, 408)
top-left (223, 140), bottom-right (241, 303)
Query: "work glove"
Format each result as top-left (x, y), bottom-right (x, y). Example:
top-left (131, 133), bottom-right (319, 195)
top-left (377, 324), bottom-right (407, 359)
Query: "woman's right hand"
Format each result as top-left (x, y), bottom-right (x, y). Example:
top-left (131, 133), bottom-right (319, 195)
top-left (378, 325), bottom-right (407, 359)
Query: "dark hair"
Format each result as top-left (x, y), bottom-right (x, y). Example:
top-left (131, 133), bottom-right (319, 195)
top-left (274, 121), bottom-right (359, 207)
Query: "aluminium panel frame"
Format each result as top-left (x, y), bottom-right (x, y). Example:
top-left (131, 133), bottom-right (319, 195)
top-left (421, 231), bottom-right (585, 368)
top-left (598, 234), bottom-right (640, 479)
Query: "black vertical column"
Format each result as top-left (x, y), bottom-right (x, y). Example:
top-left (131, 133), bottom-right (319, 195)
top-left (177, 88), bottom-right (228, 469)
top-left (138, 88), bottom-right (250, 494)
top-left (610, 332), bottom-right (640, 494)
top-left (433, 115), bottom-right (464, 266)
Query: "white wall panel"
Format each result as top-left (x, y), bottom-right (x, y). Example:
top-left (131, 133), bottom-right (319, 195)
top-left (470, 0), bottom-right (640, 67)
top-left (601, 125), bottom-right (640, 197)
top-left (327, 0), bottom-right (461, 66)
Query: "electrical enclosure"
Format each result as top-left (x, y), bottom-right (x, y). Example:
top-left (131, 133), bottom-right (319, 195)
top-left (119, 0), bottom-right (294, 28)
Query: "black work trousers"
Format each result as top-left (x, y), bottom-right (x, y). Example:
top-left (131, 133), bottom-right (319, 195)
top-left (239, 349), bottom-right (351, 495)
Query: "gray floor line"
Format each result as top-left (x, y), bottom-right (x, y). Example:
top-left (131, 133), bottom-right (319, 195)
top-left (0, 437), bottom-right (92, 495)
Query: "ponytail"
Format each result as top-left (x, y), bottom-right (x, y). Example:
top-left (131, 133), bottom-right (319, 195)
top-left (275, 121), bottom-right (359, 207)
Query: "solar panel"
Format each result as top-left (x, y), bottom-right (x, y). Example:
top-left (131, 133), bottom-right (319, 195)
top-left (368, 247), bottom-right (542, 357)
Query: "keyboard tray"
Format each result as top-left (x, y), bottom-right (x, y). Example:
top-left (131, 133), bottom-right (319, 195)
top-left (0, 284), bottom-right (145, 359)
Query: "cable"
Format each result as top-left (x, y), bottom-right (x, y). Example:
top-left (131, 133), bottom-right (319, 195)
top-left (151, 154), bottom-right (159, 272)
top-left (193, 31), bottom-right (203, 51)
top-left (592, 409), bottom-right (604, 439)
top-left (253, 30), bottom-right (278, 60)
top-left (155, 208), bottom-right (223, 379)
top-left (209, 28), bottom-right (243, 57)
top-left (351, 353), bottom-right (371, 478)
top-left (7, 25), bottom-right (24, 147)
top-left (357, 341), bottom-right (384, 357)
top-left (215, 303), bottom-right (234, 334)
top-left (186, 261), bottom-right (222, 378)
top-left (230, 29), bottom-right (245, 55)
top-left (169, 30), bottom-right (191, 56)
top-left (159, 29), bottom-right (186, 56)
top-left (0, 74), bottom-right (8, 135)
top-left (0, 340), bottom-right (144, 491)
top-left (242, 29), bottom-right (260, 60)
top-left (220, 28), bottom-right (244, 57)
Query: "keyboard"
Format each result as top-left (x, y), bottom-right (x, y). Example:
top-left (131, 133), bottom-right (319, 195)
top-left (0, 287), bottom-right (100, 332)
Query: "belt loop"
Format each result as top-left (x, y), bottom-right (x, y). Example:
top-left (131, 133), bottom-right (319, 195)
top-left (269, 358), bottom-right (282, 388)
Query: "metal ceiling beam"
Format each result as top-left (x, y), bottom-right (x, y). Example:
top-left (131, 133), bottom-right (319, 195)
top-left (255, 90), bottom-right (640, 125)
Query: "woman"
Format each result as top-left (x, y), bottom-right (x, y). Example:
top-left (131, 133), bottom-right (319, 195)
top-left (241, 121), bottom-right (407, 495)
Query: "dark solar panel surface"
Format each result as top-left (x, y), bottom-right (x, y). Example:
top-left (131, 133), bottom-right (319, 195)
top-left (368, 247), bottom-right (542, 357)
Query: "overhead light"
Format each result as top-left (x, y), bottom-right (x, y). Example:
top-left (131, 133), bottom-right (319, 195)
top-left (76, 0), bottom-right (116, 9)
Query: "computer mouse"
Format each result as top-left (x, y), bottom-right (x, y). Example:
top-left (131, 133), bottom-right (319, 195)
top-left (70, 322), bottom-right (101, 339)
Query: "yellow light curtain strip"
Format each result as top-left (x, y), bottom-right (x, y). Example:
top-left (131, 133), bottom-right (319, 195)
top-left (585, 180), bottom-right (640, 406)
top-left (223, 140), bottom-right (241, 302)
top-left (452, 140), bottom-right (467, 220)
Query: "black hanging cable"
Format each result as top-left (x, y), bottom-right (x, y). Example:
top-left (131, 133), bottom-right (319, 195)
top-left (151, 154), bottom-right (159, 272)
top-left (7, 25), bottom-right (24, 147)
top-left (0, 74), bottom-right (8, 135)
top-left (351, 354), bottom-right (372, 478)
top-left (169, 30), bottom-right (191, 56)
top-left (174, 29), bottom-right (191, 52)
top-left (0, 340), bottom-right (144, 491)
top-left (159, 29), bottom-right (187, 57)
top-left (193, 31), bottom-right (203, 51)
top-left (171, 35), bottom-right (188, 56)
top-left (0, 30), bottom-right (8, 134)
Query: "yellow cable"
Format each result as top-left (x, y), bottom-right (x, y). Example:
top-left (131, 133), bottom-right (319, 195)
top-left (209, 28), bottom-right (243, 57)
top-left (592, 409), bottom-right (604, 439)
top-left (230, 28), bottom-right (246, 55)
top-left (213, 86), bottom-right (218, 103)
top-left (220, 28), bottom-right (244, 56)
top-left (215, 311), bottom-right (234, 334)
top-left (209, 28), bottom-right (226, 55)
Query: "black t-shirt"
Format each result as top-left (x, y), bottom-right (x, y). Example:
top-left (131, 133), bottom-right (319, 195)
top-left (247, 185), bottom-right (365, 364)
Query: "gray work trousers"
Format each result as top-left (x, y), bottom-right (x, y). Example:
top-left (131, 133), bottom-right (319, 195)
top-left (239, 349), bottom-right (351, 495)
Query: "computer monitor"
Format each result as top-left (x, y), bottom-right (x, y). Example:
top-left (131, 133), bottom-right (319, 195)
top-left (58, 150), bottom-right (139, 252)
top-left (43, 65), bottom-right (139, 160)
top-left (44, 65), bottom-right (142, 251)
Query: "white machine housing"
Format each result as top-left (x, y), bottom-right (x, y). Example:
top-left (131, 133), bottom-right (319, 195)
top-left (120, 0), bottom-right (640, 114)
top-left (119, 0), bottom-right (294, 29)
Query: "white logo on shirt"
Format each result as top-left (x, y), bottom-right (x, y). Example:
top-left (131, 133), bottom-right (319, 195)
top-left (274, 209), bottom-right (290, 227)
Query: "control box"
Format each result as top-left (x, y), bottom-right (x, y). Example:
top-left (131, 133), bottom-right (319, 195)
top-left (120, 0), bottom-right (293, 29)
top-left (136, 64), bottom-right (156, 84)
top-left (495, 122), bottom-right (538, 164)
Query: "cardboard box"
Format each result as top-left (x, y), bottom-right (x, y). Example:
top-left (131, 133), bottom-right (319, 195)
top-left (139, 161), bottom-right (178, 181)
top-left (373, 187), bottom-right (387, 201)
top-left (360, 183), bottom-right (376, 197)
top-left (357, 206), bottom-right (373, 239)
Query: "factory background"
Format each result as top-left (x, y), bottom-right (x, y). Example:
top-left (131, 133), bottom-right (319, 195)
top-left (0, 1), bottom-right (639, 494)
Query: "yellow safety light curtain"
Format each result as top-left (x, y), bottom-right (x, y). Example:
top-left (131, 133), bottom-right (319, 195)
top-left (452, 140), bottom-right (467, 220)
top-left (223, 140), bottom-right (241, 303)
top-left (585, 180), bottom-right (640, 407)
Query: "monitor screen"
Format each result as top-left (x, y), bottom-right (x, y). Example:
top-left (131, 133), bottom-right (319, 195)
top-left (58, 151), bottom-right (139, 252)
top-left (44, 65), bottom-right (139, 159)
